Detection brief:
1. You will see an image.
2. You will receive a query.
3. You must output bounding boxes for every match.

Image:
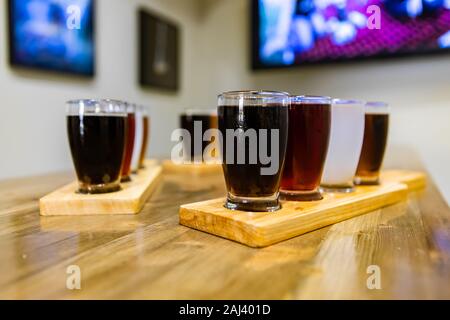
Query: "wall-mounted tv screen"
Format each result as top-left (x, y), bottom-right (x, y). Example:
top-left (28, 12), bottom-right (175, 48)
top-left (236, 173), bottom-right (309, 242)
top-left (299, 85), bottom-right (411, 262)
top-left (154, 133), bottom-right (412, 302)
top-left (8, 0), bottom-right (95, 77)
top-left (252, 0), bottom-right (450, 69)
top-left (139, 9), bottom-right (179, 91)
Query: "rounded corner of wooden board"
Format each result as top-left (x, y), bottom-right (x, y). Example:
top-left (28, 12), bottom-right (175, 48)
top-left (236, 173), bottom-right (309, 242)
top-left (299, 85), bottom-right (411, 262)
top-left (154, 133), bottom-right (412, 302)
top-left (38, 165), bottom-right (162, 216)
top-left (382, 170), bottom-right (427, 191)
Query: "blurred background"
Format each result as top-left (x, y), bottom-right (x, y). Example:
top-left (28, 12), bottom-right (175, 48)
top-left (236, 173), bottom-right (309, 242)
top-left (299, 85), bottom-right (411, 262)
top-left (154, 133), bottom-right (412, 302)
top-left (0, 0), bottom-right (449, 204)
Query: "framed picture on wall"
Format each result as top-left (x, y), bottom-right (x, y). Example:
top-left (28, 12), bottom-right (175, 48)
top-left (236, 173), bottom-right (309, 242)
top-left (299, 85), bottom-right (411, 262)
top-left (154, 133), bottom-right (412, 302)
top-left (139, 9), bottom-right (180, 91)
top-left (8, 0), bottom-right (95, 77)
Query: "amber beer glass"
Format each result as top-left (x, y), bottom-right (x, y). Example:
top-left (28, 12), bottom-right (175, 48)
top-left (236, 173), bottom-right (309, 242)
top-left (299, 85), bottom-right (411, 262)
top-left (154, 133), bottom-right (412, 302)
top-left (121, 103), bottom-right (136, 182)
top-left (280, 96), bottom-right (332, 201)
top-left (131, 104), bottom-right (144, 173)
top-left (67, 100), bottom-right (127, 194)
top-left (139, 106), bottom-right (150, 169)
top-left (355, 102), bottom-right (390, 185)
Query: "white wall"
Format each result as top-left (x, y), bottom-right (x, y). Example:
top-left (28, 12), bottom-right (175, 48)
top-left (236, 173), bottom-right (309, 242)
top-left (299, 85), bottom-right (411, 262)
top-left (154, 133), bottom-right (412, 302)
top-left (0, 0), bottom-right (201, 180)
top-left (194, 0), bottom-right (450, 204)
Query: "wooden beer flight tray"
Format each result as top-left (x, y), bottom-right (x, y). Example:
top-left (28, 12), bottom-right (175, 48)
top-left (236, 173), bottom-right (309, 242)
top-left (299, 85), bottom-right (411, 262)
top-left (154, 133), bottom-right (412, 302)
top-left (40, 160), bottom-right (162, 216)
top-left (162, 160), bottom-right (222, 174)
top-left (179, 170), bottom-right (426, 248)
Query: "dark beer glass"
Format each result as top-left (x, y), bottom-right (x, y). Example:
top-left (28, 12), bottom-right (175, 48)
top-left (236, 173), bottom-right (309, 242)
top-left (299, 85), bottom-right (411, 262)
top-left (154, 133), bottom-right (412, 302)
top-left (180, 109), bottom-right (218, 163)
top-left (121, 103), bottom-right (136, 182)
top-left (218, 91), bottom-right (289, 212)
top-left (67, 99), bottom-right (127, 194)
top-left (280, 95), bottom-right (332, 201)
top-left (355, 102), bottom-right (390, 185)
top-left (139, 106), bottom-right (150, 169)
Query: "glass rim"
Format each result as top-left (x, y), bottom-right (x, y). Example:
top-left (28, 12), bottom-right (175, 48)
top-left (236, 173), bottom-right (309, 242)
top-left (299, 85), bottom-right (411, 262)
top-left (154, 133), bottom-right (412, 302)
top-left (366, 101), bottom-right (389, 108)
top-left (66, 99), bottom-right (125, 106)
top-left (291, 95), bottom-right (332, 104)
top-left (66, 99), bottom-right (127, 116)
top-left (218, 90), bottom-right (290, 100)
top-left (333, 99), bottom-right (366, 105)
top-left (183, 108), bottom-right (217, 116)
top-left (125, 102), bottom-right (148, 115)
top-left (124, 102), bottom-right (137, 114)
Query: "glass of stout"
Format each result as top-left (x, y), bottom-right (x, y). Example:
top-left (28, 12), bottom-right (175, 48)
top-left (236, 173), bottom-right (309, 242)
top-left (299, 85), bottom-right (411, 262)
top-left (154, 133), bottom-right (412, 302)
top-left (180, 109), bottom-right (218, 164)
top-left (280, 95), bottom-right (332, 201)
top-left (355, 102), bottom-right (390, 185)
top-left (218, 91), bottom-right (289, 212)
top-left (67, 99), bottom-right (127, 194)
top-left (321, 99), bottom-right (365, 193)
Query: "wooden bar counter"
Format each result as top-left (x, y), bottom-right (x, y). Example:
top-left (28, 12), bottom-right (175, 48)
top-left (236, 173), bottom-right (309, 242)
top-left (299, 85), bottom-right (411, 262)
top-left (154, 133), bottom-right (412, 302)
top-left (0, 154), bottom-right (449, 299)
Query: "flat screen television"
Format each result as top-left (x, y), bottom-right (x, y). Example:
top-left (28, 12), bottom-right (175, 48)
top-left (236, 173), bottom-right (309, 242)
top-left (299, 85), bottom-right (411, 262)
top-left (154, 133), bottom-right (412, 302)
top-left (252, 0), bottom-right (450, 69)
top-left (8, 0), bottom-right (95, 77)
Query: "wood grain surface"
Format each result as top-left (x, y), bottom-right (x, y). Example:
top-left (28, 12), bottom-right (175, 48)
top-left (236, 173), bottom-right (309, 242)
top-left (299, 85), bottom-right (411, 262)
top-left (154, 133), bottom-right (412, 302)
top-left (0, 157), bottom-right (449, 299)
